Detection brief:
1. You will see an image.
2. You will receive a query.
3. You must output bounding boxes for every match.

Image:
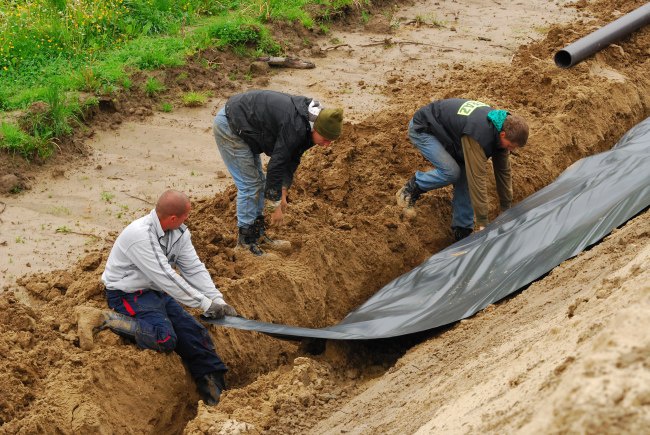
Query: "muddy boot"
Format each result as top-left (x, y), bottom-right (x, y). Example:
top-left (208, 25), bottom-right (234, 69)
top-left (396, 175), bottom-right (424, 218)
top-left (76, 308), bottom-right (139, 350)
top-left (254, 216), bottom-right (292, 253)
top-left (236, 225), bottom-right (264, 256)
top-left (452, 226), bottom-right (473, 241)
top-left (196, 370), bottom-right (227, 406)
top-left (75, 306), bottom-right (109, 351)
top-left (102, 311), bottom-right (139, 339)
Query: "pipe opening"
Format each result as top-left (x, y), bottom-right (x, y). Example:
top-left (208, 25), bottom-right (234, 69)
top-left (554, 50), bottom-right (572, 68)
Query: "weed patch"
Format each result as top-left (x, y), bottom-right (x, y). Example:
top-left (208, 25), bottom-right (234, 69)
top-left (182, 92), bottom-right (208, 107)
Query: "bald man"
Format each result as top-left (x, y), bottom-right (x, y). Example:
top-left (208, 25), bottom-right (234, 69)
top-left (90, 190), bottom-right (236, 405)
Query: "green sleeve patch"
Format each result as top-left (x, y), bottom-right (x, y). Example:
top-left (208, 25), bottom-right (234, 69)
top-left (457, 100), bottom-right (488, 116)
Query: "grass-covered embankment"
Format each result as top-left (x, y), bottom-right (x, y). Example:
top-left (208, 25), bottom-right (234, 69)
top-left (0, 0), bottom-right (369, 160)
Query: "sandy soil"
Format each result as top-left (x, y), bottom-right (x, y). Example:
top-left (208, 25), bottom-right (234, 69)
top-left (1, 0), bottom-right (649, 433)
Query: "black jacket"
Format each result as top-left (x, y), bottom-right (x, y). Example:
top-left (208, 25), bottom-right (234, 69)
top-left (225, 90), bottom-right (314, 201)
top-left (412, 99), bottom-right (502, 163)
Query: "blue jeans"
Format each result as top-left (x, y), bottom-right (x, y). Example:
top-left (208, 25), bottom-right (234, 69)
top-left (213, 108), bottom-right (265, 228)
top-left (408, 119), bottom-right (474, 229)
top-left (106, 289), bottom-right (227, 379)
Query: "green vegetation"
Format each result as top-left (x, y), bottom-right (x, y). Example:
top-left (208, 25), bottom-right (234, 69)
top-left (361, 10), bottom-right (370, 24)
top-left (144, 76), bottom-right (165, 96)
top-left (0, 0), bottom-right (374, 159)
top-left (100, 190), bottom-right (115, 202)
top-left (182, 91), bottom-right (208, 107)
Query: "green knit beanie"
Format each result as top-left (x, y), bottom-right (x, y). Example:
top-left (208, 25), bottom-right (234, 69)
top-left (314, 108), bottom-right (343, 140)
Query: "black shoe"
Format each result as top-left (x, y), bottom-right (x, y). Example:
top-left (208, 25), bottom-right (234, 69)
top-left (396, 176), bottom-right (424, 216)
top-left (196, 371), bottom-right (226, 406)
top-left (253, 215), bottom-right (271, 244)
top-left (253, 215), bottom-right (292, 252)
top-left (237, 225), bottom-right (264, 256)
top-left (452, 226), bottom-right (473, 241)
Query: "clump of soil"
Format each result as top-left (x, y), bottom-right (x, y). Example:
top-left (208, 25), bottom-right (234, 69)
top-left (0, 0), bottom-right (648, 433)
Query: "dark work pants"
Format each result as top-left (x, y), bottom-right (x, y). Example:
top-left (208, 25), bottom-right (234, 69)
top-left (106, 289), bottom-right (227, 379)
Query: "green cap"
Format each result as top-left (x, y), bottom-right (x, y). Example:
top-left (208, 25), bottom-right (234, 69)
top-left (314, 108), bottom-right (343, 140)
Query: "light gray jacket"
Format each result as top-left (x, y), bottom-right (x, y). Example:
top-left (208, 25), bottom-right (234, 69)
top-left (101, 209), bottom-right (224, 312)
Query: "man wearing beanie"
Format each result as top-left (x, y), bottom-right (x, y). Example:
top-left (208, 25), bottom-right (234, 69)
top-left (396, 98), bottom-right (529, 241)
top-left (213, 90), bottom-right (343, 256)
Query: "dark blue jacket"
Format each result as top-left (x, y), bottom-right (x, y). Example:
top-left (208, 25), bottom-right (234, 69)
top-left (225, 90), bottom-right (314, 201)
top-left (412, 98), bottom-right (501, 163)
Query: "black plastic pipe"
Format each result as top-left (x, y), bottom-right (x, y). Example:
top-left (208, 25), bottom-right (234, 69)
top-left (554, 2), bottom-right (650, 68)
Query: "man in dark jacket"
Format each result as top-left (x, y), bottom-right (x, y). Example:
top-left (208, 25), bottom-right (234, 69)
top-left (396, 98), bottom-right (529, 241)
top-left (213, 90), bottom-right (343, 256)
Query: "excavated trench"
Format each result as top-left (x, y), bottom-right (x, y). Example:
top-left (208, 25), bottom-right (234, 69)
top-left (1, 0), bottom-right (649, 433)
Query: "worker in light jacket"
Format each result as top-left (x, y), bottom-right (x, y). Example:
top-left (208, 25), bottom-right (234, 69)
top-left (80, 190), bottom-right (236, 406)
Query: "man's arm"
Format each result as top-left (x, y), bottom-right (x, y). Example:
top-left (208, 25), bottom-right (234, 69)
top-left (174, 231), bottom-right (225, 305)
top-left (265, 125), bottom-right (299, 201)
top-left (282, 149), bottom-right (303, 190)
top-left (492, 149), bottom-right (512, 211)
top-left (461, 135), bottom-right (489, 228)
top-left (125, 237), bottom-right (214, 312)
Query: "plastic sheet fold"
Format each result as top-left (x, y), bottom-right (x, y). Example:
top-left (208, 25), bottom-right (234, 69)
top-left (206, 118), bottom-right (650, 340)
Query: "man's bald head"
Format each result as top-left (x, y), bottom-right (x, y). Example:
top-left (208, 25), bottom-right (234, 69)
top-left (156, 190), bottom-right (190, 220)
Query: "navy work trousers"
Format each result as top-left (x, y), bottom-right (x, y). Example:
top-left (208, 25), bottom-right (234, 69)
top-left (106, 289), bottom-right (227, 379)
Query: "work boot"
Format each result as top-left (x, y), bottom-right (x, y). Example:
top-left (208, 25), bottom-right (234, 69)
top-left (254, 216), bottom-right (292, 253)
top-left (76, 306), bottom-right (109, 351)
top-left (102, 310), bottom-right (139, 338)
top-left (396, 176), bottom-right (424, 218)
top-left (452, 226), bottom-right (473, 241)
top-left (75, 308), bottom-right (138, 350)
top-left (236, 225), bottom-right (264, 256)
top-left (196, 370), bottom-right (227, 406)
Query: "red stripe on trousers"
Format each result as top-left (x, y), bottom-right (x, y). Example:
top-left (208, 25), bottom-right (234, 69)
top-left (122, 298), bottom-right (136, 316)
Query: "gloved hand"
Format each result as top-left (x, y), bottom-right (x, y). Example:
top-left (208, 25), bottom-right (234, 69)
top-left (204, 301), bottom-right (238, 319)
top-left (223, 304), bottom-right (238, 317)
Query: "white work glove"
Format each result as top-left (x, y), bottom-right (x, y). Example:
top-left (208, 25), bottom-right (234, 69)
top-left (204, 301), bottom-right (238, 319)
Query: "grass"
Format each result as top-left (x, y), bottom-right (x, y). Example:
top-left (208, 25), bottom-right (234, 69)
top-left (144, 77), bottom-right (165, 97)
top-left (182, 91), bottom-right (208, 107)
top-left (100, 191), bottom-right (115, 202)
top-left (0, 122), bottom-right (40, 158)
top-left (0, 0), bottom-right (374, 159)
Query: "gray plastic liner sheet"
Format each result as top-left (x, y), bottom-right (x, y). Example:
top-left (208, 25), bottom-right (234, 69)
top-left (207, 117), bottom-right (650, 340)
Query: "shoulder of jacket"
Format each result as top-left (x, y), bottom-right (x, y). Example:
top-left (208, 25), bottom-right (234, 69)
top-left (117, 216), bottom-right (154, 245)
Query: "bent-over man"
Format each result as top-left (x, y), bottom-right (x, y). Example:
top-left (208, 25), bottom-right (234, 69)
top-left (397, 98), bottom-right (529, 241)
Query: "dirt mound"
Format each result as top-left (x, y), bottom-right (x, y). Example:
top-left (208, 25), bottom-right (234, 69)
top-left (1, 0), bottom-right (649, 433)
top-left (0, 253), bottom-right (196, 432)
